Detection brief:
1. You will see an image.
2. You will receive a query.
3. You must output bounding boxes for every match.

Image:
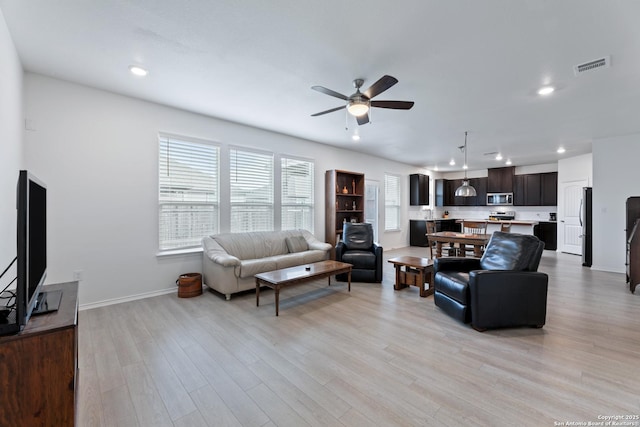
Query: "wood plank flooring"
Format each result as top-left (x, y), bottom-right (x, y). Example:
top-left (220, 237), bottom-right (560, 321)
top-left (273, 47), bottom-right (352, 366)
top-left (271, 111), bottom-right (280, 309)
top-left (77, 248), bottom-right (640, 426)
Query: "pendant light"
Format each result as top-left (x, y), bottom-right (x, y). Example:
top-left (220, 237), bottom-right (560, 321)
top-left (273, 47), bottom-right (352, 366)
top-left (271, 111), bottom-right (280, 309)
top-left (454, 131), bottom-right (477, 197)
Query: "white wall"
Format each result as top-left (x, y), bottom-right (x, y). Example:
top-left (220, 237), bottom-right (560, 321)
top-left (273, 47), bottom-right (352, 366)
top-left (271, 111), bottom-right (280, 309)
top-left (592, 133), bottom-right (640, 273)
top-left (0, 10), bottom-right (23, 270)
top-left (23, 74), bottom-right (423, 307)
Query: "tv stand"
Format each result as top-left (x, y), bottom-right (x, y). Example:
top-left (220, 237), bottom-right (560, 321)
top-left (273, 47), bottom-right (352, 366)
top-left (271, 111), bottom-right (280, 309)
top-left (0, 281), bottom-right (78, 425)
top-left (32, 289), bottom-right (63, 315)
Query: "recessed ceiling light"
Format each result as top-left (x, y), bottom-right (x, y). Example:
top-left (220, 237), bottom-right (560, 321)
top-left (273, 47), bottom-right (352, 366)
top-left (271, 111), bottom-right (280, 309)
top-left (351, 134), bottom-right (360, 141)
top-left (505, 159), bottom-right (512, 165)
top-left (538, 86), bottom-right (555, 96)
top-left (495, 153), bottom-right (503, 161)
top-left (449, 159), bottom-right (455, 166)
top-left (434, 165), bottom-right (439, 171)
top-left (463, 164), bottom-right (468, 170)
top-left (557, 147), bottom-right (566, 153)
top-left (129, 65), bottom-right (148, 77)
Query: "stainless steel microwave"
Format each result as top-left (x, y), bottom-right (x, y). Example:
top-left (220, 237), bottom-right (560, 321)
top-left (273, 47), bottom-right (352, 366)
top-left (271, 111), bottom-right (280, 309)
top-left (487, 193), bottom-right (513, 206)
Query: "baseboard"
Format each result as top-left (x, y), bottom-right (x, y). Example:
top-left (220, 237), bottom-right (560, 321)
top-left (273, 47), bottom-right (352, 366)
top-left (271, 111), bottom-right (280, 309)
top-left (79, 286), bottom-right (191, 311)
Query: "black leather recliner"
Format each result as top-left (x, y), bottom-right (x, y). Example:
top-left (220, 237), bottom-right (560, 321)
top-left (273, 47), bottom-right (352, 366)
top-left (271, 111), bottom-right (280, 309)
top-left (434, 231), bottom-right (548, 331)
top-left (335, 222), bottom-right (383, 283)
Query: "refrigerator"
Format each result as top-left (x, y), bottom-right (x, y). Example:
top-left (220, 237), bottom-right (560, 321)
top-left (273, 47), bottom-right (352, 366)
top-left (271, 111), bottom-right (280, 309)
top-left (581, 187), bottom-right (592, 267)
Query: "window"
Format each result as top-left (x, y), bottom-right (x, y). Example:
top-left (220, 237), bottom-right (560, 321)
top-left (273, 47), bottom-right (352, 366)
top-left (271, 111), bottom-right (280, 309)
top-left (159, 135), bottom-right (219, 251)
top-left (230, 148), bottom-right (274, 232)
top-left (385, 173), bottom-right (401, 231)
top-left (281, 157), bottom-right (314, 232)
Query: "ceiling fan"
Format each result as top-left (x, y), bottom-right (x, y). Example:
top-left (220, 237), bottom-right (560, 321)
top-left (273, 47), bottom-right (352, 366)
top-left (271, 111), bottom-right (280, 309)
top-left (311, 75), bottom-right (414, 125)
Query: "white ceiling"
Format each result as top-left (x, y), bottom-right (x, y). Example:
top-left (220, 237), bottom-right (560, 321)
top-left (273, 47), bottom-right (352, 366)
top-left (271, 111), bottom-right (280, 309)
top-left (2, 0), bottom-right (639, 171)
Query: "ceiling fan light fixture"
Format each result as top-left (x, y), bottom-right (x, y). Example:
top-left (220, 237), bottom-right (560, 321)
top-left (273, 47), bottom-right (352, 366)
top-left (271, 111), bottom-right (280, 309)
top-left (347, 99), bottom-right (369, 116)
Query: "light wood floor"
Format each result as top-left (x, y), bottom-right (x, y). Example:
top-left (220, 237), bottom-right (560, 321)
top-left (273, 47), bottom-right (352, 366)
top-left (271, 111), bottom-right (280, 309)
top-left (77, 248), bottom-right (640, 426)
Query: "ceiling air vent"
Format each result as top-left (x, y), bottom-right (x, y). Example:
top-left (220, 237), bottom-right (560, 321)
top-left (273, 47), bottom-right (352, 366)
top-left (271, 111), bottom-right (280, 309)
top-left (574, 56), bottom-right (610, 76)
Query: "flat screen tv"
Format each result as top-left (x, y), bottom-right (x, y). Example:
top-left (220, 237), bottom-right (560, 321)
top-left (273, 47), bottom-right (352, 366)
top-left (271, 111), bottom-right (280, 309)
top-left (15, 170), bottom-right (60, 329)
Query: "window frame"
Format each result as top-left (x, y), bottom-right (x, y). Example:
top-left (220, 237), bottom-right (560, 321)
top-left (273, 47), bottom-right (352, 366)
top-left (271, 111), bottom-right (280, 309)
top-left (158, 133), bottom-right (220, 252)
top-left (280, 155), bottom-right (315, 233)
top-left (384, 173), bottom-right (402, 231)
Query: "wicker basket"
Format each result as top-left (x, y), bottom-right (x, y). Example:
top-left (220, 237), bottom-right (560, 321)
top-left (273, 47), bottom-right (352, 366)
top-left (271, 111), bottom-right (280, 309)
top-left (176, 273), bottom-right (202, 298)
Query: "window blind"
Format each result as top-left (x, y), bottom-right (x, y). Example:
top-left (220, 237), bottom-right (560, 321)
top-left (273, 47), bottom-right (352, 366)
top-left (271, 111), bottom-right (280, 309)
top-left (230, 148), bottom-right (274, 232)
top-left (385, 173), bottom-right (401, 231)
top-left (281, 157), bottom-right (314, 232)
top-left (159, 136), bottom-right (219, 250)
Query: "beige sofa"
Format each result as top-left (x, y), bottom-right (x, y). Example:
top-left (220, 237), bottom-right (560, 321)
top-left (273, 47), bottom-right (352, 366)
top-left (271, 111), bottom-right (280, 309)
top-left (202, 229), bottom-right (332, 300)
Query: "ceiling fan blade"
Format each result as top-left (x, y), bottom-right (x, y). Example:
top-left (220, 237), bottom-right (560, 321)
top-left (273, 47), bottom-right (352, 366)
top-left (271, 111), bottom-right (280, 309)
top-left (311, 85), bottom-right (349, 100)
top-left (363, 75), bottom-right (398, 99)
top-left (371, 100), bottom-right (415, 110)
top-left (311, 105), bottom-right (346, 116)
top-left (356, 113), bottom-right (370, 126)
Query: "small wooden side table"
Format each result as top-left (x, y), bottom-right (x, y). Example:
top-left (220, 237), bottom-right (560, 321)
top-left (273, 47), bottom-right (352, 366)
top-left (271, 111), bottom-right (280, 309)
top-left (387, 256), bottom-right (434, 297)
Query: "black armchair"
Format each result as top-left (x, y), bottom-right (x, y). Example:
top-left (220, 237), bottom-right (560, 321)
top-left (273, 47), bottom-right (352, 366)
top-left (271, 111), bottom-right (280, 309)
top-left (336, 222), bottom-right (383, 283)
top-left (433, 231), bottom-right (548, 331)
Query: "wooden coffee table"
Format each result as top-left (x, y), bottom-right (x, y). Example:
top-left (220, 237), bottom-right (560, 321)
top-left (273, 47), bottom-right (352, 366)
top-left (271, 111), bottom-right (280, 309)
top-left (387, 256), bottom-right (434, 297)
top-left (255, 260), bottom-right (352, 316)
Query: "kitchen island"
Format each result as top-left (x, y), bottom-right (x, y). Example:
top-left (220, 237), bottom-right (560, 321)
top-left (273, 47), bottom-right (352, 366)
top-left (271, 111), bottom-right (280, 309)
top-left (456, 219), bottom-right (538, 235)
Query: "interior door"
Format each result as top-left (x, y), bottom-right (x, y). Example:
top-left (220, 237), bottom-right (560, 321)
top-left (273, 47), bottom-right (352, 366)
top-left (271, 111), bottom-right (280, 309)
top-left (364, 180), bottom-right (379, 243)
top-left (560, 179), bottom-right (588, 254)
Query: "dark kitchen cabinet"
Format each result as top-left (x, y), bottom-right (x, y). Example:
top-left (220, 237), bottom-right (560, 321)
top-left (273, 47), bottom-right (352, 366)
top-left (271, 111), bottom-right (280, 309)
top-left (455, 177), bottom-right (487, 206)
top-left (541, 172), bottom-right (558, 206)
top-left (410, 220), bottom-right (428, 246)
top-left (514, 172), bottom-right (558, 206)
top-left (410, 174), bottom-right (430, 205)
top-left (410, 219), bottom-right (459, 246)
top-left (445, 179), bottom-right (459, 206)
top-left (524, 174), bottom-right (542, 206)
top-left (534, 221), bottom-right (557, 250)
top-left (487, 167), bottom-right (514, 193)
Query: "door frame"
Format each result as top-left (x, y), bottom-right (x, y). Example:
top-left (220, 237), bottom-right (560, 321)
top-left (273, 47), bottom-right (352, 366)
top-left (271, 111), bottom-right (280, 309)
top-left (558, 178), bottom-right (588, 254)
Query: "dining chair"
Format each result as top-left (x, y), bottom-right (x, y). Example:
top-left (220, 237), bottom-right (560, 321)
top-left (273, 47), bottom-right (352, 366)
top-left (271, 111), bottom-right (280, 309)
top-left (500, 222), bottom-right (512, 233)
top-left (426, 221), bottom-right (436, 259)
top-left (460, 220), bottom-right (488, 256)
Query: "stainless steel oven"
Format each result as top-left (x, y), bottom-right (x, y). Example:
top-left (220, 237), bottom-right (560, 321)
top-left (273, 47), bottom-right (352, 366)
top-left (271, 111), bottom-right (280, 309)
top-left (487, 193), bottom-right (513, 206)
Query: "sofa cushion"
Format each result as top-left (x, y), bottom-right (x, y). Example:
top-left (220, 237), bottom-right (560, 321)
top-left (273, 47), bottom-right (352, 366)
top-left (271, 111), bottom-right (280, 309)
top-left (285, 236), bottom-right (308, 253)
top-left (237, 258), bottom-right (278, 279)
top-left (214, 231), bottom-right (290, 260)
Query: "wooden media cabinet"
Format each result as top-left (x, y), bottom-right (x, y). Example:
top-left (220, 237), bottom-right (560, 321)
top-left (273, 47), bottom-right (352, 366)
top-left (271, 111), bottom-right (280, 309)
top-left (0, 281), bottom-right (78, 426)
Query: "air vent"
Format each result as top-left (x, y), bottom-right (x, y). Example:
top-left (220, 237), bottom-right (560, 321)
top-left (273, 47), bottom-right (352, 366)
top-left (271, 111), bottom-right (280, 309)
top-left (574, 56), bottom-right (610, 76)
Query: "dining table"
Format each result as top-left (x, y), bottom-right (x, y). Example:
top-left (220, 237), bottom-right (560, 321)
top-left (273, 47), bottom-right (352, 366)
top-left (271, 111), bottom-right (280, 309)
top-left (426, 231), bottom-right (491, 258)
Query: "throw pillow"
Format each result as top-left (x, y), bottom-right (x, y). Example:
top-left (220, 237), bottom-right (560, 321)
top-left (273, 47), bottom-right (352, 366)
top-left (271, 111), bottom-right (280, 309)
top-left (285, 236), bottom-right (308, 253)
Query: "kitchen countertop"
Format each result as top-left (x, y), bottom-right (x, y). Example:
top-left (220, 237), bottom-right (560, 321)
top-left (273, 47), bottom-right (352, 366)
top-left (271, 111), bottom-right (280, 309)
top-left (454, 219), bottom-right (539, 226)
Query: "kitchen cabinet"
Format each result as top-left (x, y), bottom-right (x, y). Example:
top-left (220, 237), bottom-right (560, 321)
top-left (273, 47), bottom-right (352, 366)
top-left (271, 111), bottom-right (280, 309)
top-left (487, 167), bottom-right (514, 193)
top-left (454, 177), bottom-right (487, 206)
top-left (409, 174), bottom-right (430, 205)
top-left (437, 177), bottom-right (488, 207)
top-left (524, 174), bottom-right (541, 205)
top-left (410, 219), bottom-right (459, 246)
top-left (513, 172), bottom-right (558, 206)
top-left (534, 221), bottom-right (557, 250)
top-left (541, 172), bottom-right (558, 206)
